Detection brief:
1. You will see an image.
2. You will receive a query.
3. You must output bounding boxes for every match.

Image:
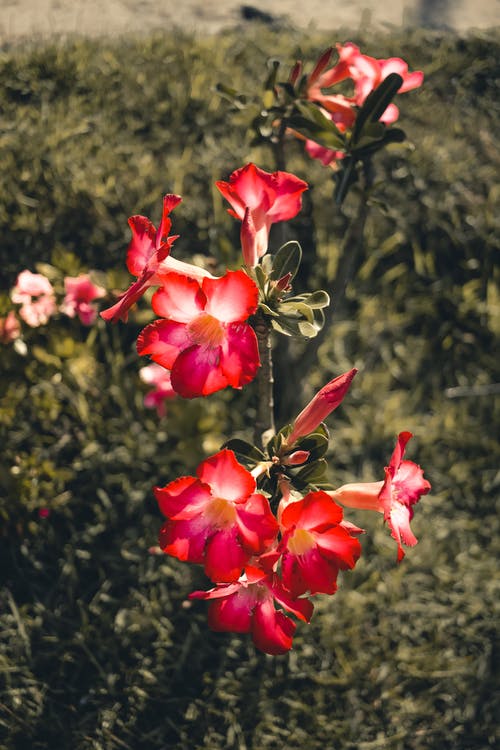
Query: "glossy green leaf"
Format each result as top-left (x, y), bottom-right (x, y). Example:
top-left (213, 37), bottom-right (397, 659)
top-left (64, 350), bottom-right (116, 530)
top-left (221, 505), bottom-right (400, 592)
top-left (270, 241), bottom-right (302, 281)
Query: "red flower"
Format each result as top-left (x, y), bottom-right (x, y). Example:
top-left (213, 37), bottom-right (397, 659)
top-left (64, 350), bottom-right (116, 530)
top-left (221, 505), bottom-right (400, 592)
top-left (154, 450), bottom-right (279, 582)
top-left (60, 274), bottom-right (106, 325)
top-left (279, 491), bottom-right (362, 596)
top-left (287, 368), bottom-right (357, 445)
top-left (101, 195), bottom-right (215, 323)
top-left (216, 163), bottom-right (308, 264)
top-left (190, 565), bottom-right (313, 655)
top-left (0, 311), bottom-right (21, 344)
top-left (330, 432), bottom-right (431, 561)
top-left (137, 269), bottom-right (260, 398)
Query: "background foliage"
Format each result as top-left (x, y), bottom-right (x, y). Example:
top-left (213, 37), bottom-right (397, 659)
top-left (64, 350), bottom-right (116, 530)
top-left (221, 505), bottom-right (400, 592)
top-left (0, 21), bottom-right (499, 750)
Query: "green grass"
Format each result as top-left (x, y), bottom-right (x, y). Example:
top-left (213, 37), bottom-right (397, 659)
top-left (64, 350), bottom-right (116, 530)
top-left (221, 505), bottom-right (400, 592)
top-left (0, 24), bottom-right (499, 750)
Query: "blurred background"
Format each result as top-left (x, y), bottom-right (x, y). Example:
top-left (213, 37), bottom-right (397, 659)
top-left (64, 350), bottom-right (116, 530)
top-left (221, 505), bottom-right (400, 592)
top-left (0, 3), bottom-right (499, 749)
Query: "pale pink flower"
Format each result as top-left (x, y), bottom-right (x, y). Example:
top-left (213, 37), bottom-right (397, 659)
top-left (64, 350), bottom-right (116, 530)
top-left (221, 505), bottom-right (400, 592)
top-left (11, 270), bottom-right (56, 327)
top-left (139, 363), bottom-right (176, 417)
top-left (61, 274), bottom-right (106, 325)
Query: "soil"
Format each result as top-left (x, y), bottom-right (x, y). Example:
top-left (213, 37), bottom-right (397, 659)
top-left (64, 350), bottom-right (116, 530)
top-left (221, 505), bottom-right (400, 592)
top-left (0, 0), bottom-right (498, 40)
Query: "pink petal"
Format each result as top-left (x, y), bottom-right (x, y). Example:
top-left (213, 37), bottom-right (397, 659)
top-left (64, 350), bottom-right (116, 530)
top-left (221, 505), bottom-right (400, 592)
top-left (220, 323), bottom-right (260, 388)
top-left (158, 517), bottom-right (211, 563)
top-left (137, 319), bottom-right (191, 370)
top-left (240, 207), bottom-right (259, 267)
top-left (269, 579), bottom-right (314, 622)
top-left (252, 597), bottom-right (296, 655)
top-left (329, 481), bottom-right (385, 513)
top-left (314, 526), bottom-right (361, 569)
top-left (151, 273), bottom-right (206, 322)
top-left (387, 503), bottom-right (418, 562)
top-left (282, 548), bottom-right (338, 596)
top-left (204, 527), bottom-right (249, 582)
top-left (265, 171), bottom-right (308, 222)
top-left (235, 494), bottom-right (279, 553)
top-left (207, 588), bottom-right (254, 633)
top-left (281, 491), bottom-right (343, 532)
top-left (126, 215), bottom-right (157, 277)
top-left (170, 344), bottom-right (229, 398)
top-left (394, 460), bottom-right (432, 507)
top-left (100, 268), bottom-right (156, 323)
top-left (155, 194), bottom-right (182, 247)
top-left (197, 449), bottom-right (255, 503)
top-left (154, 476), bottom-right (212, 519)
top-left (202, 270), bottom-right (258, 323)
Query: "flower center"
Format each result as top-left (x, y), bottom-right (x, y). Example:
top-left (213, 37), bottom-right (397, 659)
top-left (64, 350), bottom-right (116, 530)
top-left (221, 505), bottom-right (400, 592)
top-left (188, 313), bottom-right (225, 348)
top-left (287, 528), bottom-right (316, 556)
top-left (207, 496), bottom-right (237, 528)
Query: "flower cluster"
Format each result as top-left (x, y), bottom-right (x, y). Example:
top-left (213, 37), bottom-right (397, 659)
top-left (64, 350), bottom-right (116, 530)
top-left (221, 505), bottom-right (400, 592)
top-left (293, 42), bottom-right (424, 168)
top-left (153, 370), bottom-right (430, 654)
top-left (102, 163), bottom-right (309, 399)
top-left (2, 269), bottom-right (106, 346)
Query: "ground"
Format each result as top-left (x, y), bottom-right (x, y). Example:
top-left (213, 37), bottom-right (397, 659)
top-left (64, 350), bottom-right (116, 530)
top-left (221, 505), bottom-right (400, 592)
top-left (0, 0), bottom-right (498, 40)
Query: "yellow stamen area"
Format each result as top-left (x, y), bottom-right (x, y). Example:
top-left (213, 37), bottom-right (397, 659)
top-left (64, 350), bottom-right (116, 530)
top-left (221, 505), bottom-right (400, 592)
top-left (188, 313), bottom-right (224, 347)
top-left (207, 496), bottom-right (237, 528)
top-left (287, 528), bottom-right (315, 556)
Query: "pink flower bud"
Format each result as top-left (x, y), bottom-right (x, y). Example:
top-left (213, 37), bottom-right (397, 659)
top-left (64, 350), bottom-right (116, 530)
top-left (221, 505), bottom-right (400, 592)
top-left (283, 450), bottom-right (310, 466)
top-left (287, 368), bottom-right (357, 444)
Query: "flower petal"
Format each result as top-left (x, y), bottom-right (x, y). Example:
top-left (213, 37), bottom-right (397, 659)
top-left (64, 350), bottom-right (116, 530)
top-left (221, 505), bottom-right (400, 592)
top-left (197, 449), bottom-right (256, 503)
top-left (126, 215), bottom-right (157, 277)
top-left (154, 476), bottom-right (212, 520)
top-left (220, 323), bottom-right (260, 388)
top-left (170, 344), bottom-right (229, 398)
top-left (137, 319), bottom-right (191, 370)
top-left (151, 273), bottom-right (206, 322)
top-left (252, 597), bottom-right (296, 655)
top-left (204, 527), bottom-right (249, 582)
top-left (203, 270), bottom-right (258, 323)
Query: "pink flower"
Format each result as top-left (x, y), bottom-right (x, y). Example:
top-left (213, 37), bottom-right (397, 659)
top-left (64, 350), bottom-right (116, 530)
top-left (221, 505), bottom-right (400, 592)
top-left (101, 195), bottom-right (215, 323)
top-left (60, 274), bottom-right (106, 325)
top-left (330, 432), bottom-right (431, 561)
top-left (190, 565), bottom-right (313, 655)
top-left (0, 311), bottom-right (21, 344)
top-left (137, 269), bottom-right (260, 398)
top-left (216, 163), bottom-right (308, 264)
top-left (279, 490), bottom-right (362, 596)
top-left (287, 368), bottom-right (357, 445)
top-left (139, 363), bottom-right (176, 417)
top-left (335, 43), bottom-right (424, 124)
top-left (304, 139), bottom-right (345, 167)
top-left (154, 449), bottom-right (279, 582)
top-left (11, 270), bottom-right (57, 327)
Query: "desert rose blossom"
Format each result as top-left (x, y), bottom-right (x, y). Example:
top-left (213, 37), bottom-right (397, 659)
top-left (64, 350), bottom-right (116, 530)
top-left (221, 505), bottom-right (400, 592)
top-left (137, 269), bottom-right (260, 398)
top-left (279, 491), bottom-right (362, 596)
top-left (189, 565), bottom-right (314, 655)
top-left (154, 449), bottom-right (279, 582)
top-left (11, 270), bottom-right (57, 327)
top-left (139, 363), bottom-right (176, 417)
top-left (216, 163), bottom-right (308, 264)
top-left (0, 311), bottom-right (21, 344)
top-left (101, 194), bottom-right (215, 323)
top-left (60, 274), bottom-right (106, 325)
top-left (330, 431), bottom-right (431, 561)
top-left (286, 368), bottom-right (357, 445)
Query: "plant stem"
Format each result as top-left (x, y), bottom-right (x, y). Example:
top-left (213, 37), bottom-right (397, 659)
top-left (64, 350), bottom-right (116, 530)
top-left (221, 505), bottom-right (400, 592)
top-left (253, 309), bottom-right (275, 449)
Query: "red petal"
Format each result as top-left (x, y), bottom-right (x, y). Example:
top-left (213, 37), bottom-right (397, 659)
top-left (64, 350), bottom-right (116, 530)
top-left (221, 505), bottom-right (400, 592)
top-left (235, 494), bottom-right (279, 553)
top-left (154, 476), bottom-right (212, 520)
top-left (394, 460), bottom-right (431, 507)
top-left (252, 598), bottom-right (296, 655)
top-left (137, 319), bottom-right (191, 370)
top-left (204, 527), bottom-right (249, 582)
top-left (207, 588), bottom-right (254, 633)
top-left (100, 269), bottom-right (155, 323)
top-left (151, 273), bottom-right (206, 322)
top-left (155, 194), bottom-right (182, 247)
top-left (197, 449), bottom-right (255, 503)
top-left (314, 526), bottom-right (361, 569)
top-left (203, 270), bottom-right (258, 323)
top-left (170, 344), bottom-right (229, 398)
top-left (265, 171), bottom-right (308, 222)
top-left (126, 215), bottom-right (157, 277)
top-left (220, 323), bottom-right (260, 388)
top-left (281, 490), bottom-right (343, 532)
top-left (158, 518), bottom-right (210, 563)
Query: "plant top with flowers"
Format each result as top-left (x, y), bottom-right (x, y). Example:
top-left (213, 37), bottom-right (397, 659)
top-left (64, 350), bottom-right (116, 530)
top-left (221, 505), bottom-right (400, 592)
top-left (100, 50), bottom-right (431, 657)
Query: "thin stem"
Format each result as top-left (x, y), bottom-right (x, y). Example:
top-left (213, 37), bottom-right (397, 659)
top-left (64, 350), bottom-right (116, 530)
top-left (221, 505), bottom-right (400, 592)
top-left (253, 309), bottom-right (275, 449)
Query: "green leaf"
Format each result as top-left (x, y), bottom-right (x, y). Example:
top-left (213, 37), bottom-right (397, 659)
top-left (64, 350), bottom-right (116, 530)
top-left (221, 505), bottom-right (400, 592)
top-left (352, 73), bottom-right (403, 144)
top-left (222, 439), bottom-right (266, 464)
top-left (304, 290), bottom-right (330, 309)
top-left (298, 320), bottom-right (320, 337)
top-left (269, 241), bottom-right (302, 282)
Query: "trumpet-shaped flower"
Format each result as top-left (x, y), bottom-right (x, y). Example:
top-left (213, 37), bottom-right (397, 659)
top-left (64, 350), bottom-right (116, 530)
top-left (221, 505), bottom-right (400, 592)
top-left (216, 163), bottom-right (308, 263)
top-left (154, 449), bottom-right (279, 582)
top-left (60, 274), bottom-right (106, 325)
top-left (137, 269), bottom-right (260, 398)
top-left (330, 432), bottom-right (431, 561)
top-left (279, 491), bottom-right (362, 596)
top-left (139, 363), bottom-right (176, 417)
top-left (11, 270), bottom-right (57, 327)
top-left (287, 368), bottom-right (357, 445)
top-left (189, 566), bottom-right (313, 655)
top-left (101, 195), bottom-right (215, 323)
